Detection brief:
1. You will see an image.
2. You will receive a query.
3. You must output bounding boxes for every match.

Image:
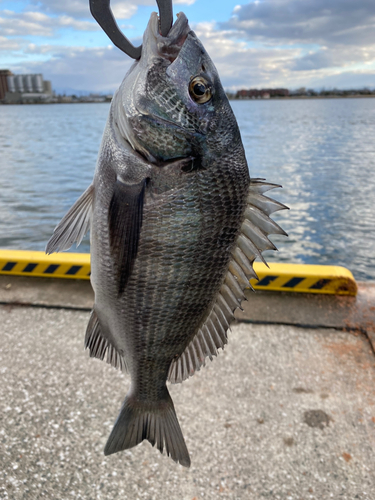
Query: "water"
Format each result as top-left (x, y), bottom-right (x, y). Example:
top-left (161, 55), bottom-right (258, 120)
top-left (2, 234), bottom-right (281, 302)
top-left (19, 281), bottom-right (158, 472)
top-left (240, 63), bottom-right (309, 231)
top-left (0, 99), bottom-right (375, 281)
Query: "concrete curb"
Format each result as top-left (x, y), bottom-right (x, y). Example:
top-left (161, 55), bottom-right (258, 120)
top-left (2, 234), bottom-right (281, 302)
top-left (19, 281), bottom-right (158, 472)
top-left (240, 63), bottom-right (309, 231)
top-left (0, 275), bottom-right (93, 310)
top-left (1, 275), bottom-right (374, 352)
top-left (237, 283), bottom-right (375, 352)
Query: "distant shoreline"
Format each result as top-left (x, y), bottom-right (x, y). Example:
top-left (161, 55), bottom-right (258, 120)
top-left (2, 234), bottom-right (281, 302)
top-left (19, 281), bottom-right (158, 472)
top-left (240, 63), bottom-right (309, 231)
top-left (230, 94), bottom-right (375, 101)
top-left (2, 94), bottom-right (375, 105)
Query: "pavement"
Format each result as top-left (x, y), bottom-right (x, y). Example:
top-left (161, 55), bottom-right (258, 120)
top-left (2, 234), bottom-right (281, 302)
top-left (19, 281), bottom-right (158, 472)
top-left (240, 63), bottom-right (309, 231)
top-left (1, 274), bottom-right (375, 351)
top-left (1, 303), bottom-right (375, 500)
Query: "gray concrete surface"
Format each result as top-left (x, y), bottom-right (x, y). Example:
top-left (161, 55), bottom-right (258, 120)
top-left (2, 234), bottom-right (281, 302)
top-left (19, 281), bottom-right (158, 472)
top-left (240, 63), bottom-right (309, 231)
top-left (238, 283), bottom-right (375, 353)
top-left (1, 276), bottom-right (374, 352)
top-left (1, 305), bottom-right (375, 499)
top-left (0, 275), bottom-right (93, 310)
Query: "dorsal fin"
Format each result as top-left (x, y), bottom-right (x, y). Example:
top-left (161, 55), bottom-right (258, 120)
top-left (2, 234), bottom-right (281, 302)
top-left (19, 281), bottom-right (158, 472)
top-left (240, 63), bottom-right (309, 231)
top-left (168, 179), bottom-right (288, 384)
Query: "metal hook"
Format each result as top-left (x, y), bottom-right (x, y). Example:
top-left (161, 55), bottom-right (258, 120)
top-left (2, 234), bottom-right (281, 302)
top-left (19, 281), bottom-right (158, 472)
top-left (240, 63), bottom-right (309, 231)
top-left (89, 0), bottom-right (174, 60)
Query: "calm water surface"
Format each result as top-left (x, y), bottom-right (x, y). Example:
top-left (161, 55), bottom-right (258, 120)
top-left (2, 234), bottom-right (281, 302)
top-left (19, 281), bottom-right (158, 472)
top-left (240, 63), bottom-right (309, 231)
top-left (0, 99), bottom-right (374, 281)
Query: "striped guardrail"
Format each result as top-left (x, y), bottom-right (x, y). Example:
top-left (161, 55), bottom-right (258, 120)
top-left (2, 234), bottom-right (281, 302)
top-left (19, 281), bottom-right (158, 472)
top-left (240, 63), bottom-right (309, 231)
top-left (251, 262), bottom-right (357, 296)
top-left (0, 250), bottom-right (90, 280)
top-left (0, 250), bottom-right (357, 296)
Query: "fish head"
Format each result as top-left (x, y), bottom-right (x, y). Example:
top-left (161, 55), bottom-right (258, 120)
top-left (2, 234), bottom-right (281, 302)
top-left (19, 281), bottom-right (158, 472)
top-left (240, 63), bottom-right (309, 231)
top-left (113, 11), bottom-right (239, 164)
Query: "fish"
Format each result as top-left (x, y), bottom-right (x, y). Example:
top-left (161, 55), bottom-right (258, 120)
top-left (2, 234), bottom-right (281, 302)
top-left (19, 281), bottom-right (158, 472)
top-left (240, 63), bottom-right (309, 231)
top-left (46, 10), bottom-right (287, 468)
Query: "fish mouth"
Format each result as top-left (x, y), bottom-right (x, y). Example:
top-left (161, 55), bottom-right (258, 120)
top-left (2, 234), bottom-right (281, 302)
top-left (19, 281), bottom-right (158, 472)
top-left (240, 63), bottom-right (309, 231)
top-left (143, 11), bottom-right (190, 63)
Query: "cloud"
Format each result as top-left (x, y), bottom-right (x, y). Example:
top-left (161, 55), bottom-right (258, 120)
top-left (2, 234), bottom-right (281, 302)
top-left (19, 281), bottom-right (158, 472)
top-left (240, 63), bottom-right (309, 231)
top-left (6, 19), bottom-right (375, 93)
top-left (195, 20), bottom-right (375, 90)
top-left (223, 0), bottom-right (375, 46)
top-left (4, 1), bottom-right (375, 92)
top-left (306, 69), bottom-right (375, 89)
top-left (291, 50), bottom-right (334, 71)
top-left (29, 0), bottom-right (197, 20)
top-left (8, 25), bottom-right (291, 93)
top-left (195, 22), bottom-right (301, 88)
top-left (216, 0), bottom-right (375, 88)
top-left (291, 46), bottom-right (375, 71)
top-left (111, 3), bottom-right (138, 20)
top-left (29, 0), bottom-right (98, 19)
top-left (0, 9), bottom-right (97, 36)
top-left (8, 44), bottom-right (134, 93)
top-left (0, 35), bottom-right (22, 51)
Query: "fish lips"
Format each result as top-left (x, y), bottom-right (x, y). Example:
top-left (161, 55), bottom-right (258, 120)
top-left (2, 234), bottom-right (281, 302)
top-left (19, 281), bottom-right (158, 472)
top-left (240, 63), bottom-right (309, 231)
top-left (143, 11), bottom-right (191, 63)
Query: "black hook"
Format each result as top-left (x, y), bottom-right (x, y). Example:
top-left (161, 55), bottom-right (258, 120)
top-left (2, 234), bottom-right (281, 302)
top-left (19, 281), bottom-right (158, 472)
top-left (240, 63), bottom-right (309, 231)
top-left (155, 0), bottom-right (174, 38)
top-left (89, 0), bottom-right (174, 60)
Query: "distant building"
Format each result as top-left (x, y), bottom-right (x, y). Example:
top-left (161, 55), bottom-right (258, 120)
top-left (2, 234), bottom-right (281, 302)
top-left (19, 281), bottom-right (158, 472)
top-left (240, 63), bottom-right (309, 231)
top-left (236, 88), bottom-right (289, 99)
top-left (0, 69), bottom-right (13, 100)
top-left (58, 96), bottom-right (73, 103)
top-left (0, 70), bottom-right (53, 104)
top-left (78, 94), bottom-right (107, 103)
top-left (43, 80), bottom-right (52, 94)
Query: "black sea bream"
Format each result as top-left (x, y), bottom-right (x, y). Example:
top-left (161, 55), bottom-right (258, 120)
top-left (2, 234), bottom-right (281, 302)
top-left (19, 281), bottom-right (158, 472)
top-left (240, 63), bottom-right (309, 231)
top-left (47, 11), bottom-right (287, 467)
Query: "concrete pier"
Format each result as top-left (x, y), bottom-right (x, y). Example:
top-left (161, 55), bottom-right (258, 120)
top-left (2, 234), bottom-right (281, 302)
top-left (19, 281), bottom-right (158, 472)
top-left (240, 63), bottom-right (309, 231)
top-left (0, 279), bottom-right (375, 499)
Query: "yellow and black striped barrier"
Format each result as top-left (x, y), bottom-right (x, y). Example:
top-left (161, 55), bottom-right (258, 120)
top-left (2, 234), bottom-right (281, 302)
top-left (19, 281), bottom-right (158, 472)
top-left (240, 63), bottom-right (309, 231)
top-left (252, 262), bottom-right (357, 296)
top-left (0, 250), bottom-right (90, 280)
top-left (0, 250), bottom-right (357, 296)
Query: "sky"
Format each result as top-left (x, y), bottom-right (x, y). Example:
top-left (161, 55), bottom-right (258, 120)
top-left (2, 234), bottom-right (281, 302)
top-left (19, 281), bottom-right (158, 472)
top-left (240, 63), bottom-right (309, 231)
top-left (1, 0), bottom-right (375, 94)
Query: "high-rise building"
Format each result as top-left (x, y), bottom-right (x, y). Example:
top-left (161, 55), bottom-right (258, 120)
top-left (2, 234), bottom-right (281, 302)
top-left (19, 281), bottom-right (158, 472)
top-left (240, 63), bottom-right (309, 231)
top-left (0, 69), bottom-right (13, 100)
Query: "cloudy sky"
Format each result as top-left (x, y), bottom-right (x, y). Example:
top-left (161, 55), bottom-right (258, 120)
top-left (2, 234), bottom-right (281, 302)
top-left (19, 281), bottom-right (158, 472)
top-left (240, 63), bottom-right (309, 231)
top-left (1, 0), bottom-right (375, 93)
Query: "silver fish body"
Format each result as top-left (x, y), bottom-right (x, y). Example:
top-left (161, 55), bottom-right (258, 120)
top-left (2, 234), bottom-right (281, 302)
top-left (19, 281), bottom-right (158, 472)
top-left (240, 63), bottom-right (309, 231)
top-left (47, 12), bottom-right (287, 467)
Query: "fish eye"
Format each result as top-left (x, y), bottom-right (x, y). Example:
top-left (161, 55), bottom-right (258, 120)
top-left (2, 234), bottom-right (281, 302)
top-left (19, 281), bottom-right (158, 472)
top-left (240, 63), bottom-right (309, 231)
top-left (189, 76), bottom-right (212, 104)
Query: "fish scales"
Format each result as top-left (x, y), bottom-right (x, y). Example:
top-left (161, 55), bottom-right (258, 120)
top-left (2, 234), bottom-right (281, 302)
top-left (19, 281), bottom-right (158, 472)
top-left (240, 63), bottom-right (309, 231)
top-left (46, 10), bottom-right (287, 467)
top-left (127, 155), bottom-right (248, 365)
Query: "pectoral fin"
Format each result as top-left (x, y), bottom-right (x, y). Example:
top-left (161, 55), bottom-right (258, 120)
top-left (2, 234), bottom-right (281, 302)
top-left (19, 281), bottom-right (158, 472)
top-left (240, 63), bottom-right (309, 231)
top-left (46, 184), bottom-right (94, 254)
top-left (109, 178), bottom-right (146, 296)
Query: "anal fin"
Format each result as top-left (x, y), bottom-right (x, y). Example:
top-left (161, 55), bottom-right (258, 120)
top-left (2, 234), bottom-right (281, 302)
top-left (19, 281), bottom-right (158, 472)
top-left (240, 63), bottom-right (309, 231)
top-left (85, 309), bottom-right (128, 372)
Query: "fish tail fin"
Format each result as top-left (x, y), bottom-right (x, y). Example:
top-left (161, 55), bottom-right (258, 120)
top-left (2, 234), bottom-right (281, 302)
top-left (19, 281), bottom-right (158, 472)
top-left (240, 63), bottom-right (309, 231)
top-left (104, 388), bottom-right (191, 468)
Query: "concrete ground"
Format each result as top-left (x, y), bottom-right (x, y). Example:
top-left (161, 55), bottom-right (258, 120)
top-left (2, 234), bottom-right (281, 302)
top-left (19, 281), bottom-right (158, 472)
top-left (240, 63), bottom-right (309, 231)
top-left (0, 305), bottom-right (375, 499)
